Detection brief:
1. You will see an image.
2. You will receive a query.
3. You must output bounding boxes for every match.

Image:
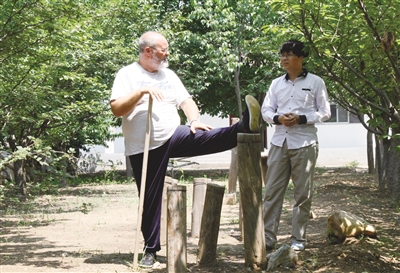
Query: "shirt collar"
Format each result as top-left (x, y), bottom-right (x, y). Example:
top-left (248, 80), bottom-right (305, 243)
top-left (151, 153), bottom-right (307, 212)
top-left (284, 68), bottom-right (308, 81)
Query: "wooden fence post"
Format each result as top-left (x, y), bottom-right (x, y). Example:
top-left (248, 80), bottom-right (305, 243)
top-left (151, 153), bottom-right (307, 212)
top-left (191, 178), bottom-right (210, 238)
top-left (167, 185), bottom-right (187, 273)
top-left (161, 176), bottom-right (178, 246)
top-left (237, 133), bottom-right (267, 270)
top-left (196, 183), bottom-right (225, 265)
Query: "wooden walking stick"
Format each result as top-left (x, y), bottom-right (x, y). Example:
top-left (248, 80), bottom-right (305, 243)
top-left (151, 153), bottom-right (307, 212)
top-left (133, 97), bottom-right (153, 269)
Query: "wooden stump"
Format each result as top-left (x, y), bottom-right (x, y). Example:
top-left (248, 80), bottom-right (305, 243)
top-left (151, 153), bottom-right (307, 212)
top-left (239, 198), bottom-right (243, 241)
top-left (237, 133), bottom-right (267, 270)
top-left (196, 183), bottom-right (225, 265)
top-left (161, 176), bottom-right (178, 246)
top-left (167, 185), bottom-right (187, 273)
top-left (191, 178), bottom-right (210, 238)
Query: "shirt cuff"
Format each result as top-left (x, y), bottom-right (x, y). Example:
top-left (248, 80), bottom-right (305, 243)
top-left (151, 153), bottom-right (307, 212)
top-left (273, 115), bottom-right (282, 125)
top-left (298, 115), bottom-right (307, 124)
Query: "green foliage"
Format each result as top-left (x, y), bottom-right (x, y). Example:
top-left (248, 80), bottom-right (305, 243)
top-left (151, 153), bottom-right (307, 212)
top-left (0, 180), bottom-right (26, 212)
top-left (5, 0), bottom-right (398, 199)
top-left (266, 0), bottom-right (400, 137)
top-left (171, 0), bottom-right (281, 118)
top-left (266, 0), bottom-right (400, 198)
top-left (1, 0), bottom-right (281, 194)
top-left (67, 172), bottom-right (131, 187)
top-left (0, 169), bottom-right (130, 213)
top-left (346, 160), bottom-right (360, 170)
top-left (1, 0), bottom-right (118, 158)
top-left (178, 175), bottom-right (194, 184)
top-left (27, 177), bottom-right (61, 196)
top-left (0, 0), bottom-right (161, 192)
top-left (80, 202), bottom-right (93, 214)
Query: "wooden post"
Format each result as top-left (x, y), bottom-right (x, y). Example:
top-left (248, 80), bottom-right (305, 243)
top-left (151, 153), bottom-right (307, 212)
top-left (228, 117), bottom-right (240, 194)
top-left (196, 183), bottom-right (225, 265)
top-left (191, 178), bottom-right (210, 238)
top-left (239, 197), bottom-right (244, 241)
top-left (161, 176), bottom-right (178, 246)
top-left (237, 133), bottom-right (267, 270)
top-left (167, 185), bottom-right (187, 273)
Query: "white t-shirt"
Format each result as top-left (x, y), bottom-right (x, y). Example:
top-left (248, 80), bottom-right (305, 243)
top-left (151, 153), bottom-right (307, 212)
top-left (110, 62), bottom-right (191, 156)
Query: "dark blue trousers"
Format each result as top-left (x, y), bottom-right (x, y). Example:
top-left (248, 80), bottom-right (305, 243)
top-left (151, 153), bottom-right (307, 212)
top-left (129, 124), bottom-right (239, 253)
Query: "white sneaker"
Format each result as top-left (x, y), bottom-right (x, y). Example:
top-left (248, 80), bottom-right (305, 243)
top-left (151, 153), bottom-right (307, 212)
top-left (291, 242), bottom-right (305, 251)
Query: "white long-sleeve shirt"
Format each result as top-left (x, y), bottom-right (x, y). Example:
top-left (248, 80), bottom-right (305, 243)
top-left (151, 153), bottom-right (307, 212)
top-left (261, 71), bottom-right (331, 149)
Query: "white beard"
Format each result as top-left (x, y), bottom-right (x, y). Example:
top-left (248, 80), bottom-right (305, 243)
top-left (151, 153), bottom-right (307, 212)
top-left (159, 59), bottom-right (169, 69)
top-left (150, 52), bottom-right (168, 71)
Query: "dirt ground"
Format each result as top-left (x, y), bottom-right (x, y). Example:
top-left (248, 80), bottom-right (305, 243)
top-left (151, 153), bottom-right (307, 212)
top-left (1, 167), bottom-right (400, 273)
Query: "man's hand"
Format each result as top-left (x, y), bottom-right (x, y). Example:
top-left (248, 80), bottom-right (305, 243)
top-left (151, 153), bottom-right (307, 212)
top-left (279, 113), bottom-right (299, 127)
top-left (189, 120), bottom-right (213, 134)
top-left (140, 86), bottom-right (164, 102)
top-left (110, 86), bottom-right (163, 117)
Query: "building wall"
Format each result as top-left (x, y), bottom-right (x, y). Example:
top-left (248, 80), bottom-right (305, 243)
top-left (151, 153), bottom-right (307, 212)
top-left (266, 122), bottom-right (369, 167)
top-left (83, 114), bottom-right (370, 170)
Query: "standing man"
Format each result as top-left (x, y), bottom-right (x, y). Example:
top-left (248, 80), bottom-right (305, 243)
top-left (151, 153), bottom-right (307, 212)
top-left (110, 31), bottom-right (260, 267)
top-left (261, 40), bottom-right (330, 251)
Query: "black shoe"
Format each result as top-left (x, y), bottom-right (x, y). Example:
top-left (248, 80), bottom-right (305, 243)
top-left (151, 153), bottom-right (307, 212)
top-left (266, 245), bottom-right (275, 251)
top-left (240, 95), bottom-right (260, 133)
top-left (139, 252), bottom-right (157, 268)
top-left (266, 244), bottom-right (276, 255)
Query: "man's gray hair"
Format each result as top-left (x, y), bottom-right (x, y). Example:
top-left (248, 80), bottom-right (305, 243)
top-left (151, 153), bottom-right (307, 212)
top-left (138, 31), bottom-right (160, 53)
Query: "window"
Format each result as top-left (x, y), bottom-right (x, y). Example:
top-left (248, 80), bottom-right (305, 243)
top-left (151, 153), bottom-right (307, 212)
top-left (326, 104), bottom-right (360, 123)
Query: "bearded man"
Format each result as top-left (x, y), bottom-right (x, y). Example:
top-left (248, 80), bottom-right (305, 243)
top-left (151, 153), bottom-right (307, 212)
top-left (110, 31), bottom-right (260, 267)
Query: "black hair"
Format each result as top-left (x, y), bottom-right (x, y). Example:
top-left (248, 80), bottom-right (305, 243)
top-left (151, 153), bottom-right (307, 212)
top-left (280, 40), bottom-right (309, 57)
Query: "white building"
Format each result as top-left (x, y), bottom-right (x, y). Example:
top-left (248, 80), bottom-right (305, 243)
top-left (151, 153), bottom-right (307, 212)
top-left (84, 105), bottom-right (370, 171)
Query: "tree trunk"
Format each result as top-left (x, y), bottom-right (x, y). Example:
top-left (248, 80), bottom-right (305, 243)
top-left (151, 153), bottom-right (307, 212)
top-left (230, 65), bottom-right (241, 196)
top-left (374, 135), bottom-right (383, 187)
top-left (228, 118), bottom-right (240, 194)
top-left (234, 56), bottom-right (242, 118)
top-left (380, 138), bottom-right (390, 190)
top-left (367, 131), bottom-right (374, 174)
top-left (14, 159), bottom-right (27, 195)
top-left (386, 130), bottom-right (400, 200)
top-left (375, 131), bottom-right (400, 201)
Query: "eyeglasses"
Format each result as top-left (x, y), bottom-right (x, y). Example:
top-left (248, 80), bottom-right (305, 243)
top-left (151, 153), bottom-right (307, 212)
top-left (279, 53), bottom-right (296, 59)
top-left (150, 46), bottom-right (169, 54)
